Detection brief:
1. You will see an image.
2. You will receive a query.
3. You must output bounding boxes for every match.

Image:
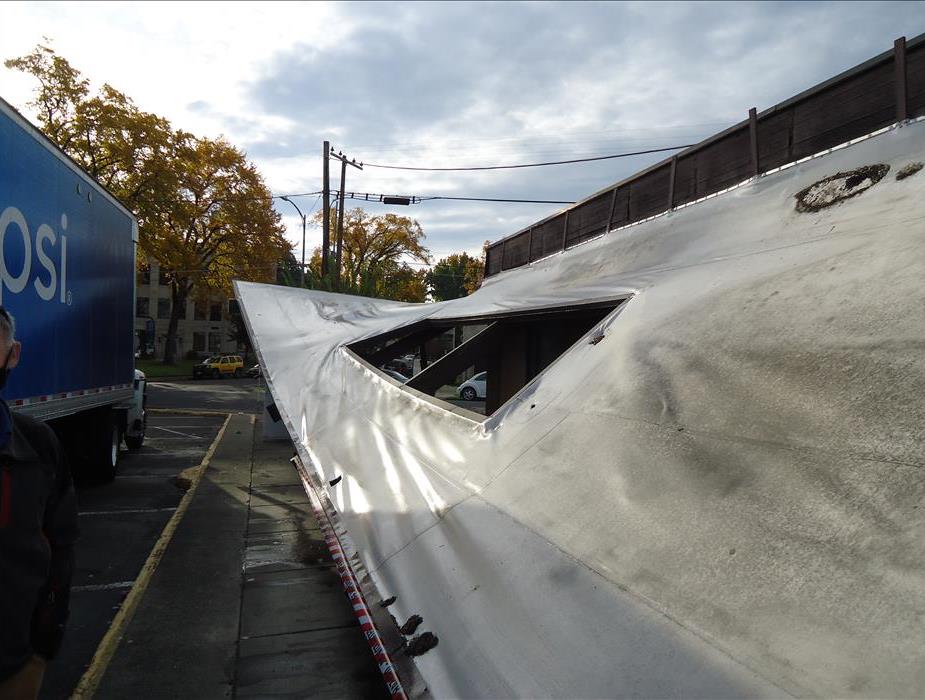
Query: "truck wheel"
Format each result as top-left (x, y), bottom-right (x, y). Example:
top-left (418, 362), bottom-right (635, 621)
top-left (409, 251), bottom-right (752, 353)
top-left (212, 369), bottom-right (220, 379)
top-left (91, 409), bottom-right (120, 482)
top-left (107, 421), bottom-right (120, 474)
top-left (125, 410), bottom-right (145, 451)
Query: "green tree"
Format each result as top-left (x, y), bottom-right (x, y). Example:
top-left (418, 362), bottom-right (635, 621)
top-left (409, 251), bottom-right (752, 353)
top-left (7, 45), bottom-right (291, 364)
top-left (426, 252), bottom-right (485, 301)
top-left (275, 250), bottom-right (304, 287)
top-left (310, 207), bottom-right (430, 300)
top-left (371, 261), bottom-right (428, 302)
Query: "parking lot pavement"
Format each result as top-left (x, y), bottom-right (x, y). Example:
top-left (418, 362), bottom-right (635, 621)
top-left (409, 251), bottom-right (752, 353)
top-left (150, 375), bottom-right (488, 416)
top-left (94, 416), bottom-right (389, 699)
top-left (40, 414), bottom-right (225, 700)
top-left (445, 397), bottom-right (487, 413)
top-left (147, 377), bottom-right (264, 413)
top-left (435, 384), bottom-right (487, 414)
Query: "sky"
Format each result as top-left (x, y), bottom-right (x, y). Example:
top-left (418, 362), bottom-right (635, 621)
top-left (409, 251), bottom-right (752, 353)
top-left (1, 1), bottom-right (923, 266)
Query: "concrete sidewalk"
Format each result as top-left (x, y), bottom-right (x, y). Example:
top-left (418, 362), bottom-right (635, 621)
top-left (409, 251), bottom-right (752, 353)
top-left (94, 414), bottom-right (389, 698)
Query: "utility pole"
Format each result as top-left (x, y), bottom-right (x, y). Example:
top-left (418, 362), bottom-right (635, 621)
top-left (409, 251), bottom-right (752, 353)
top-left (321, 140), bottom-right (331, 278)
top-left (336, 158), bottom-right (347, 291)
top-left (329, 148), bottom-right (363, 290)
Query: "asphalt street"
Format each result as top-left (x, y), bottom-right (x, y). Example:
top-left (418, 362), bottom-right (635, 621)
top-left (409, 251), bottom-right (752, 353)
top-left (150, 375), bottom-right (487, 415)
top-left (38, 376), bottom-right (447, 697)
top-left (40, 414), bottom-right (225, 700)
top-left (94, 416), bottom-right (390, 699)
top-left (37, 375), bottom-right (480, 695)
top-left (148, 376), bottom-right (265, 413)
top-left (436, 386), bottom-right (487, 415)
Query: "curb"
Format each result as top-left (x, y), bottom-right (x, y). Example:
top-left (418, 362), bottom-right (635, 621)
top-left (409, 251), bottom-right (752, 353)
top-left (71, 412), bottom-right (236, 698)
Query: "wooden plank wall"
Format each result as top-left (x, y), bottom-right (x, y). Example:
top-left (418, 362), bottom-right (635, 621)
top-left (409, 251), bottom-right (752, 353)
top-left (484, 34), bottom-right (925, 277)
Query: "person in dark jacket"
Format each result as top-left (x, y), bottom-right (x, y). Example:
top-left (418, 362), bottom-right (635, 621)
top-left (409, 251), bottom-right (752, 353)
top-left (0, 308), bottom-right (78, 699)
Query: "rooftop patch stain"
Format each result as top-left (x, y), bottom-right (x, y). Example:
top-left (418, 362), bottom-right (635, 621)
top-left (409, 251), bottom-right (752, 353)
top-left (896, 162), bottom-right (923, 181)
top-left (795, 164), bottom-right (890, 213)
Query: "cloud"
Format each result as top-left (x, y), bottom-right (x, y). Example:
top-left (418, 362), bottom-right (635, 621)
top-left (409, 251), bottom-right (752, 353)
top-left (242, 1), bottom-right (922, 259)
top-left (3, 1), bottom-right (922, 261)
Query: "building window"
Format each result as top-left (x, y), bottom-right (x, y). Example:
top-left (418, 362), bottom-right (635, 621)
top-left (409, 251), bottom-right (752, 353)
top-left (209, 302), bottom-right (223, 322)
top-left (159, 267), bottom-right (170, 286)
top-left (208, 332), bottom-right (222, 352)
top-left (176, 300), bottom-right (186, 320)
top-left (136, 297), bottom-right (150, 317)
top-left (194, 300), bottom-right (207, 321)
top-left (137, 264), bottom-right (151, 286)
top-left (193, 332), bottom-right (206, 352)
top-left (157, 298), bottom-right (170, 319)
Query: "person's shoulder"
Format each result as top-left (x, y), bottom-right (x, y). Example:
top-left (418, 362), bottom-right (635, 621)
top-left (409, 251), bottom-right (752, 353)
top-left (12, 410), bottom-right (53, 437)
top-left (11, 411), bottom-right (61, 462)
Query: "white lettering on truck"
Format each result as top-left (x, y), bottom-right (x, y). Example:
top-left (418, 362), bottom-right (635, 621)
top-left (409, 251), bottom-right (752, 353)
top-left (35, 223), bottom-right (56, 301)
top-left (0, 206), bottom-right (69, 306)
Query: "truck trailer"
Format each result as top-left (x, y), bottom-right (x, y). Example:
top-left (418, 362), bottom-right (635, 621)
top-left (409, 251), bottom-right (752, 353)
top-left (0, 96), bottom-right (145, 480)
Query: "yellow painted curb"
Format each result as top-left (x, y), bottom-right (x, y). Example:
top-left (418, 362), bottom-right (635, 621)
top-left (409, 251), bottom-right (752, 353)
top-left (70, 412), bottom-right (234, 699)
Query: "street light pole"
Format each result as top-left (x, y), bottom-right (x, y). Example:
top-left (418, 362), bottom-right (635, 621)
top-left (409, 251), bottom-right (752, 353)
top-left (280, 196), bottom-right (306, 287)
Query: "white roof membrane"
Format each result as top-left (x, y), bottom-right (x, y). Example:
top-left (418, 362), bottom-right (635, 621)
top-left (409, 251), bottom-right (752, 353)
top-left (237, 120), bottom-right (925, 698)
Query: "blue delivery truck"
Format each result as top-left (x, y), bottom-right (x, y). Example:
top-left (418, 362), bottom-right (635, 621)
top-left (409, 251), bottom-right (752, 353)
top-left (0, 96), bottom-right (145, 480)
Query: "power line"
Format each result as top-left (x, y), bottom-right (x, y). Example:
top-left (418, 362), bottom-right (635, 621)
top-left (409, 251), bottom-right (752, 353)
top-left (399, 262), bottom-right (478, 278)
top-left (272, 190), bottom-right (322, 200)
top-left (361, 145), bottom-right (694, 172)
top-left (344, 122), bottom-right (728, 152)
top-left (149, 263), bottom-right (475, 280)
top-left (331, 191), bottom-right (576, 205)
top-left (421, 195), bottom-right (574, 204)
top-left (305, 193), bottom-right (322, 217)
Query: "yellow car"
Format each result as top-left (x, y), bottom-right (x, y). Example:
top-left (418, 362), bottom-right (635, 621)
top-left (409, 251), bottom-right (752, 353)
top-left (193, 354), bottom-right (244, 379)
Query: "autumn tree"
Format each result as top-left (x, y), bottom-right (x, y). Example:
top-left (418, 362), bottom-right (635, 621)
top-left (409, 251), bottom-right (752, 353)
top-left (426, 252), bottom-right (484, 301)
top-left (151, 135), bottom-right (289, 363)
top-left (7, 45), bottom-right (291, 363)
top-left (466, 245), bottom-right (487, 294)
top-left (310, 208), bottom-right (430, 301)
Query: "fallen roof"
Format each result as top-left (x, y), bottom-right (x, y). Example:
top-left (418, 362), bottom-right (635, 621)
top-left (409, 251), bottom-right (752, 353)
top-left (237, 119), bottom-right (925, 698)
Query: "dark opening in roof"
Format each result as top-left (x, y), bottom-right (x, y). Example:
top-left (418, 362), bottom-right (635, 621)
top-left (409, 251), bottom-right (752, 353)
top-left (347, 299), bottom-right (627, 418)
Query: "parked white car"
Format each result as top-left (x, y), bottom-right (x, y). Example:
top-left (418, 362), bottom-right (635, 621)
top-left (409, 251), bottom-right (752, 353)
top-left (457, 372), bottom-right (486, 401)
top-left (383, 369), bottom-right (409, 383)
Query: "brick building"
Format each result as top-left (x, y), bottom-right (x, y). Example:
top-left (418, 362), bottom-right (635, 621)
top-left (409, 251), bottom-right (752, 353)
top-left (134, 262), bottom-right (240, 360)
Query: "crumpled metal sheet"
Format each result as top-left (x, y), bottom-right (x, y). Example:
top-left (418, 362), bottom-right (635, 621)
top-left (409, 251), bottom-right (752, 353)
top-left (237, 121), bottom-right (925, 698)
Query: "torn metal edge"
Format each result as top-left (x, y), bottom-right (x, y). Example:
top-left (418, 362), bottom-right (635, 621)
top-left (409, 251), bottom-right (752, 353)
top-left (292, 453), bottom-right (431, 700)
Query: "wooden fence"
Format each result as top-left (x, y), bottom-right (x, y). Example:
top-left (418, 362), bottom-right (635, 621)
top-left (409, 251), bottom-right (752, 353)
top-left (485, 34), bottom-right (925, 277)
